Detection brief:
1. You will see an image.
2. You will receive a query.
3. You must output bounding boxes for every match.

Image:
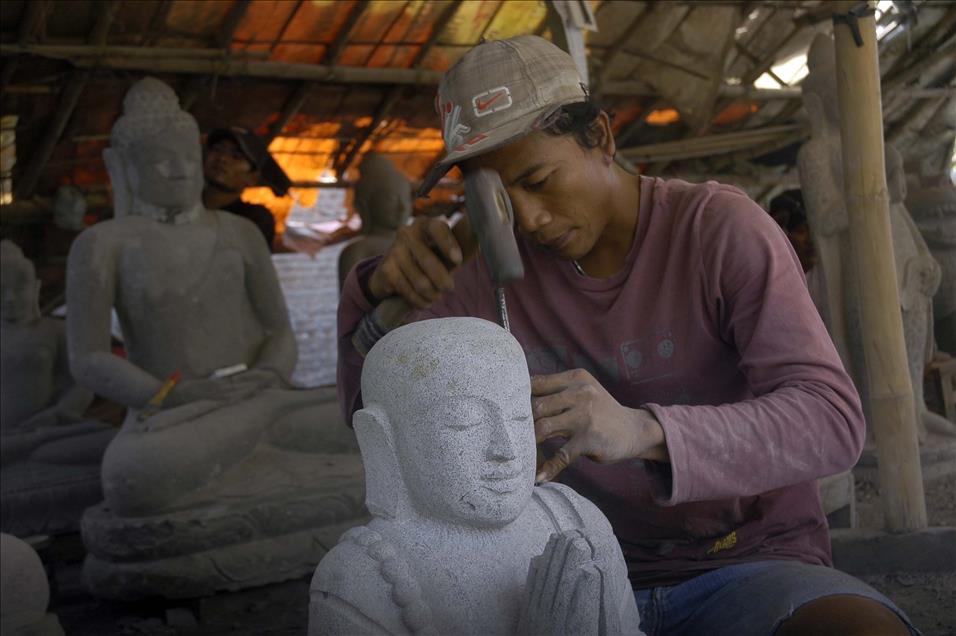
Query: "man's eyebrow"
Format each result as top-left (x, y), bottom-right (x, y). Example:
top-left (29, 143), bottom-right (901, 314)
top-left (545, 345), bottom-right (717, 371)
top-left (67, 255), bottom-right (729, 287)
top-left (509, 162), bottom-right (549, 187)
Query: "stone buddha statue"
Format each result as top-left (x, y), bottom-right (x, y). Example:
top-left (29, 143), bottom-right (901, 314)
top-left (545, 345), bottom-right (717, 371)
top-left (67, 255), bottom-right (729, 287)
top-left (67, 77), bottom-right (365, 599)
top-left (310, 318), bottom-right (641, 636)
top-left (799, 34), bottom-right (955, 442)
top-left (1, 241), bottom-right (115, 536)
top-left (906, 175), bottom-right (956, 357)
top-left (338, 152), bottom-right (413, 289)
top-left (885, 147), bottom-right (955, 438)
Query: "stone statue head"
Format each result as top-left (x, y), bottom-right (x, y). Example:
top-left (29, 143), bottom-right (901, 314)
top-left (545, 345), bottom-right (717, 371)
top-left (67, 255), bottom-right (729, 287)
top-left (353, 153), bottom-right (412, 233)
top-left (104, 77), bottom-right (203, 219)
top-left (885, 145), bottom-right (906, 204)
top-left (356, 317), bottom-right (536, 528)
top-left (802, 33), bottom-right (839, 133)
top-left (53, 185), bottom-right (88, 232)
top-left (0, 241), bottom-right (40, 325)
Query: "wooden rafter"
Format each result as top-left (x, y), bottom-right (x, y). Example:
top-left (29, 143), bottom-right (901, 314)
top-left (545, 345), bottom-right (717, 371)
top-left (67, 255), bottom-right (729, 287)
top-left (265, 81), bottom-right (315, 143)
top-left (596, 4), bottom-right (650, 88)
top-left (15, 1), bottom-right (120, 200)
top-left (333, 85), bottom-right (403, 176)
top-left (325, 0), bottom-right (372, 66)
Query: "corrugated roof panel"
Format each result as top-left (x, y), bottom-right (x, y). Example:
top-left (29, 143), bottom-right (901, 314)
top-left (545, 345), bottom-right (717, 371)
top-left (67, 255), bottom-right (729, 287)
top-left (282, 0), bottom-right (360, 48)
top-left (165, 0), bottom-right (234, 39)
top-left (232, 0), bottom-right (302, 50)
top-left (441, 0), bottom-right (502, 46)
top-left (482, 1), bottom-right (546, 41)
top-left (418, 44), bottom-right (469, 71)
top-left (365, 44), bottom-right (419, 68)
top-left (338, 44), bottom-right (377, 66)
top-left (272, 43), bottom-right (327, 64)
top-left (351, 1), bottom-right (411, 43)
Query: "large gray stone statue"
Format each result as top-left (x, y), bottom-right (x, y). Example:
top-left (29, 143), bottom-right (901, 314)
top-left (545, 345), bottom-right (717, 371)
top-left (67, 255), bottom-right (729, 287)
top-left (310, 318), bottom-right (642, 636)
top-left (1, 241), bottom-right (115, 536)
top-left (67, 77), bottom-right (365, 599)
top-left (338, 152), bottom-right (413, 289)
top-left (1, 533), bottom-right (63, 636)
top-left (906, 175), bottom-right (956, 356)
top-left (885, 147), bottom-right (954, 437)
top-left (799, 33), bottom-right (955, 441)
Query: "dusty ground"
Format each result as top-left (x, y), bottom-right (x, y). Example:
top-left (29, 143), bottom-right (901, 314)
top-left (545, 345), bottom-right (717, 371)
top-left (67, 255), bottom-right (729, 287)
top-left (855, 473), bottom-right (956, 636)
top-left (50, 474), bottom-right (956, 635)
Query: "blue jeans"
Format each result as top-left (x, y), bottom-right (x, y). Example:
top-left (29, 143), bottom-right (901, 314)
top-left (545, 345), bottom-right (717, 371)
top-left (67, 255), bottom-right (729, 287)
top-left (633, 560), bottom-right (920, 636)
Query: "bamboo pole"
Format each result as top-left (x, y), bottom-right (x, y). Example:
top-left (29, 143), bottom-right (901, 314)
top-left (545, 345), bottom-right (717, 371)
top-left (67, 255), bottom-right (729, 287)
top-left (832, 0), bottom-right (927, 532)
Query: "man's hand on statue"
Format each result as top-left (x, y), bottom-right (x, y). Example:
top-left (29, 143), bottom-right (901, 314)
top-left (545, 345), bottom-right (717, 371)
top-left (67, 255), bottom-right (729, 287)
top-left (367, 217), bottom-right (463, 308)
top-left (517, 530), bottom-right (615, 636)
top-left (532, 368), bottom-right (668, 484)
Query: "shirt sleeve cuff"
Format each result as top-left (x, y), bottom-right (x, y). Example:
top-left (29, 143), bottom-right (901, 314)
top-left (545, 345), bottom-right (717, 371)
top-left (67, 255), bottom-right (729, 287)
top-left (643, 403), bottom-right (691, 506)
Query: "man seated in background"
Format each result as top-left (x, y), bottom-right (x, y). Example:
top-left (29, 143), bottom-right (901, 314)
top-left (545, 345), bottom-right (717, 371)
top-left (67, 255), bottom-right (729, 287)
top-left (203, 127), bottom-right (291, 250)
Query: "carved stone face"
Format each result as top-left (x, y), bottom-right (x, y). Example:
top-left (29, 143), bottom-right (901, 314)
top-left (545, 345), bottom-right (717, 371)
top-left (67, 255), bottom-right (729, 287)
top-left (393, 369), bottom-right (536, 528)
top-left (363, 318), bottom-right (537, 528)
top-left (0, 260), bottom-right (39, 325)
top-left (125, 125), bottom-right (203, 211)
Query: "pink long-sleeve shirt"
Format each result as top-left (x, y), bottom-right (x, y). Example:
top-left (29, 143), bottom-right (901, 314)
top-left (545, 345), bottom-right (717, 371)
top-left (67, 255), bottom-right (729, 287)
top-left (337, 176), bottom-right (865, 589)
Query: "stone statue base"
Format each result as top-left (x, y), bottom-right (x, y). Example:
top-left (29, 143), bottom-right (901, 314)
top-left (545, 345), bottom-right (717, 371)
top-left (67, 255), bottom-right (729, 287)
top-left (81, 449), bottom-right (368, 600)
top-left (1, 460), bottom-right (103, 537)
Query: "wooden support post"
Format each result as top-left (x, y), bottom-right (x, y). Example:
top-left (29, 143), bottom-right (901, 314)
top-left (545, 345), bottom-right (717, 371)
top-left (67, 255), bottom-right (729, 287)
top-left (545, 0), bottom-right (597, 86)
top-left (832, 0), bottom-right (927, 532)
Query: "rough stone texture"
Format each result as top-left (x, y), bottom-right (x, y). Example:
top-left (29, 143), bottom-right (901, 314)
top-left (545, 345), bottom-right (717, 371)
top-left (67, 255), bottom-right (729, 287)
top-left (272, 250), bottom-right (344, 388)
top-left (310, 318), bottom-right (643, 635)
top-left (906, 181), bottom-right (956, 356)
top-left (66, 77), bottom-right (364, 599)
top-left (1, 240), bottom-right (115, 536)
top-left (831, 527), bottom-right (956, 577)
top-left (0, 533), bottom-right (64, 636)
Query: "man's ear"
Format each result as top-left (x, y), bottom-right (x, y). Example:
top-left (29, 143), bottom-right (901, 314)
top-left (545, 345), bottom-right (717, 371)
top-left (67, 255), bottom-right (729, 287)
top-left (353, 406), bottom-right (410, 520)
top-left (598, 111), bottom-right (616, 163)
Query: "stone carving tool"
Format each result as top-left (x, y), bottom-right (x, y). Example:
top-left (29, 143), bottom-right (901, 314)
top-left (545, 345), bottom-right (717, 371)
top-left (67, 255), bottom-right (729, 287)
top-left (353, 168), bottom-right (524, 356)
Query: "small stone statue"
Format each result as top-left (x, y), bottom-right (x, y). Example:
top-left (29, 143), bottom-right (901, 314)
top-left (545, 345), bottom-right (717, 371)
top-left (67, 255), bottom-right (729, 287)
top-left (1, 241), bottom-right (115, 536)
top-left (67, 77), bottom-right (365, 599)
top-left (906, 175), bottom-right (956, 357)
top-left (885, 146), bottom-right (954, 438)
top-left (0, 534), bottom-right (63, 636)
top-left (338, 153), bottom-right (413, 289)
top-left (310, 318), bottom-right (642, 636)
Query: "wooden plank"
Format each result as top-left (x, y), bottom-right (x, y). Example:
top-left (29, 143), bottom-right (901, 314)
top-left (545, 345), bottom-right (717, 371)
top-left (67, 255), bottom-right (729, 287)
top-left (333, 85), bottom-right (403, 175)
top-left (265, 81), bottom-right (315, 142)
top-left (832, 0), bottom-right (926, 532)
top-left (325, 0), bottom-right (371, 66)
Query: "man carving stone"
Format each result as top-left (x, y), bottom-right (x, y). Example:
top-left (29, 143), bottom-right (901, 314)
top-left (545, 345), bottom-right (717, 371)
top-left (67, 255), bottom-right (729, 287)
top-left (67, 77), bottom-right (363, 599)
top-left (1, 240), bottom-right (115, 536)
top-left (310, 317), bottom-right (641, 635)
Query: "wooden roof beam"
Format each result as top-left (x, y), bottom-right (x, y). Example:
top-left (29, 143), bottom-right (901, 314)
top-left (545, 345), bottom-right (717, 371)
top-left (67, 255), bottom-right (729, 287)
top-left (15, 1), bottom-right (120, 200)
top-left (325, 0), bottom-right (371, 66)
top-left (333, 85), bottom-right (403, 176)
top-left (265, 81), bottom-right (315, 143)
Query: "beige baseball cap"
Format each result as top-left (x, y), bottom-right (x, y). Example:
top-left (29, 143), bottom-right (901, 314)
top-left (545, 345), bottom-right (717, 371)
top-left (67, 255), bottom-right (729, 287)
top-left (417, 35), bottom-right (588, 197)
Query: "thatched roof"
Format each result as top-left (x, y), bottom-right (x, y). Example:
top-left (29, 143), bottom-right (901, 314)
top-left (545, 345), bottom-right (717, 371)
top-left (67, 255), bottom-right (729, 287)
top-left (1, 0), bottom-right (953, 225)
